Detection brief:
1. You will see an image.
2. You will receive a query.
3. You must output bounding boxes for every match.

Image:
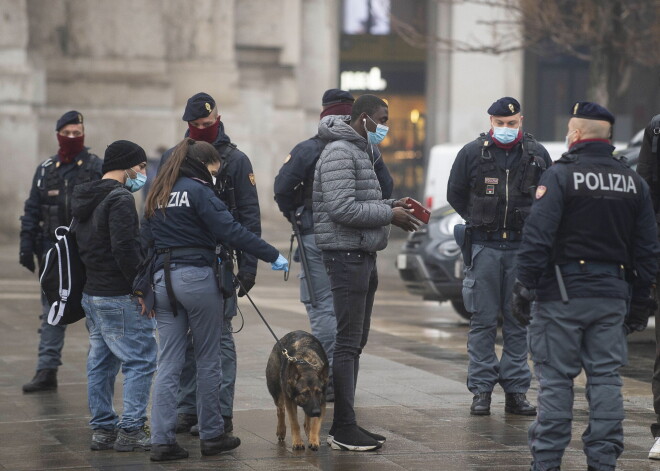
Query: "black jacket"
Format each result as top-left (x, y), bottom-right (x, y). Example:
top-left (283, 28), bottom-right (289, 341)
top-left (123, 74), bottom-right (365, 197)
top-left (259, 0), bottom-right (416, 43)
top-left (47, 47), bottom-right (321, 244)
top-left (72, 179), bottom-right (142, 296)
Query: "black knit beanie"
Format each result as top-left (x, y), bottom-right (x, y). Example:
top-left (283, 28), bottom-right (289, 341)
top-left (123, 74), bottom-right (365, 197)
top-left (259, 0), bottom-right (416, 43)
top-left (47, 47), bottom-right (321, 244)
top-left (102, 140), bottom-right (147, 174)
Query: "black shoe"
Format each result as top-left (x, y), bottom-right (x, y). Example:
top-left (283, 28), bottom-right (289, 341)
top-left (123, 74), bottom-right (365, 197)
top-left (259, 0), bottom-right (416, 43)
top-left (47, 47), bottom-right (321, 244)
top-left (22, 369), bottom-right (57, 393)
top-left (150, 443), bottom-right (189, 461)
top-left (200, 433), bottom-right (241, 456)
top-left (191, 416), bottom-right (232, 437)
top-left (114, 425), bottom-right (151, 451)
top-left (330, 424), bottom-right (382, 452)
top-left (505, 393), bottom-right (537, 416)
top-left (327, 423), bottom-right (385, 446)
top-left (175, 413), bottom-right (197, 433)
top-left (90, 428), bottom-right (117, 451)
top-left (470, 392), bottom-right (492, 416)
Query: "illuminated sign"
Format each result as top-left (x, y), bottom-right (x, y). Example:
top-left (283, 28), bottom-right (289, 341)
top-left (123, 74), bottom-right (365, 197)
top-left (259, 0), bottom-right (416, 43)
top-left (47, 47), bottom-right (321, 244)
top-left (340, 67), bottom-right (387, 91)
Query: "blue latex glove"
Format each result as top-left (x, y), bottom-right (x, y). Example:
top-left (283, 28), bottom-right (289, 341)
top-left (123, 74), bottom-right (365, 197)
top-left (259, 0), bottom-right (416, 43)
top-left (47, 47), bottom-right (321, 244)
top-left (271, 254), bottom-right (289, 272)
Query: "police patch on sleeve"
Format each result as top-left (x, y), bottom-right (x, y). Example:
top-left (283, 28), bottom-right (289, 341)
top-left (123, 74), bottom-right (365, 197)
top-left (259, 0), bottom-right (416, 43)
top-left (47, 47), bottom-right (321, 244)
top-left (249, 173), bottom-right (256, 186)
top-left (535, 185), bottom-right (547, 199)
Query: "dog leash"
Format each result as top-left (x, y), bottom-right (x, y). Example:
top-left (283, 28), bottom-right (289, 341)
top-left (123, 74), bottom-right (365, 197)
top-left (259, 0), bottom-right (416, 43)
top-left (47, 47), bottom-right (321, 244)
top-left (233, 274), bottom-right (319, 370)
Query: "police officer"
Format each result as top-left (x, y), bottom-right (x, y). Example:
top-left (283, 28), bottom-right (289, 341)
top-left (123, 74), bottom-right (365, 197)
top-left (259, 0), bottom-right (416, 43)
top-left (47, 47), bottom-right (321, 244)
top-left (273, 89), bottom-right (394, 401)
top-left (19, 110), bottom-right (103, 393)
top-left (630, 113), bottom-right (660, 460)
top-left (160, 92), bottom-right (260, 435)
top-left (145, 138), bottom-right (288, 461)
top-left (513, 102), bottom-right (659, 471)
top-left (447, 97), bottom-right (551, 415)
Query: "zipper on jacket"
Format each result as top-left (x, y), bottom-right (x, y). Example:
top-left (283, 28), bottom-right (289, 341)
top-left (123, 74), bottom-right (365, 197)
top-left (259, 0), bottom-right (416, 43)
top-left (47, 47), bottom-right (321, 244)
top-left (502, 168), bottom-right (509, 239)
top-left (64, 179), bottom-right (69, 222)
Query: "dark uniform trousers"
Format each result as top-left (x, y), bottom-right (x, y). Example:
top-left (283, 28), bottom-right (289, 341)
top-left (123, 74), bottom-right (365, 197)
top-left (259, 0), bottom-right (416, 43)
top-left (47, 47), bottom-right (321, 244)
top-left (528, 298), bottom-right (626, 471)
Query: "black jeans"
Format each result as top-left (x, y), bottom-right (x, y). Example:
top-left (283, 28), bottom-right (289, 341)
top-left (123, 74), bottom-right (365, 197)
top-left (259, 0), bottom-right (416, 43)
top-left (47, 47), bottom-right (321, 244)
top-left (323, 250), bottom-right (378, 427)
top-left (653, 277), bottom-right (660, 437)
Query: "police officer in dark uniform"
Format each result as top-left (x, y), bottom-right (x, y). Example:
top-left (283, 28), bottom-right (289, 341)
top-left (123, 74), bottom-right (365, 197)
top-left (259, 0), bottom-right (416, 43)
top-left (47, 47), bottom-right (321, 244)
top-left (159, 92), bottom-right (260, 435)
top-left (19, 110), bottom-right (103, 393)
top-left (627, 113), bottom-right (660, 460)
top-left (513, 102), bottom-right (659, 471)
top-left (273, 88), bottom-right (393, 401)
top-left (447, 97), bottom-right (551, 416)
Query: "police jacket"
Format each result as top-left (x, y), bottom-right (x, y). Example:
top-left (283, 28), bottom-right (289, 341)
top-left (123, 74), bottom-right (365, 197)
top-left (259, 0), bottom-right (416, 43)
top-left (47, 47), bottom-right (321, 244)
top-left (160, 122), bottom-right (261, 274)
top-left (72, 179), bottom-right (142, 296)
top-left (20, 150), bottom-right (102, 256)
top-left (313, 115), bottom-right (395, 252)
top-left (146, 163), bottom-right (278, 271)
top-left (516, 141), bottom-right (659, 302)
top-left (447, 133), bottom-right (551, 246)
top-left (274, 123), bottom-right (394, 235)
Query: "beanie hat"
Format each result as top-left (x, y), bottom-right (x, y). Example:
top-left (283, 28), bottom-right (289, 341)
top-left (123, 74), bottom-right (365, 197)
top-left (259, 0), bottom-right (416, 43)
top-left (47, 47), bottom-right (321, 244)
top-left (102, 140), bottom-right (147, 174)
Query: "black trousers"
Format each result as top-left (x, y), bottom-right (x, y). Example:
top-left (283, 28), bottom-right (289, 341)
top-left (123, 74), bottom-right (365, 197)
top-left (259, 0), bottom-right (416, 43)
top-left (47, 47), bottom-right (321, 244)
top-left (653, 277), bottom-right (660, 437)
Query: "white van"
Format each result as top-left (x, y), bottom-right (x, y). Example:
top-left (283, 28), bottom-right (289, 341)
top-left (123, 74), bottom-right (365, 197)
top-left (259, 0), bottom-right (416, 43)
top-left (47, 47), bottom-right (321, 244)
top-left (422, 141), bottom-right (567, 210)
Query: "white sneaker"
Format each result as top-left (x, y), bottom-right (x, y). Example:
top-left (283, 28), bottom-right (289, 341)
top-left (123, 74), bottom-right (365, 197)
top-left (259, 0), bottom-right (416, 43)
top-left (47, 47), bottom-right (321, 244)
top-left (649, 437), bottom-right (660, 460)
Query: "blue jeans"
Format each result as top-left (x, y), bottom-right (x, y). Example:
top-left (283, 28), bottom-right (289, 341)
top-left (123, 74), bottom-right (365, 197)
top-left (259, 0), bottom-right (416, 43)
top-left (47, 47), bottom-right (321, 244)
top-left (83, 293), bottom-right (157, 431)
top-left (151, 266), bottom-right (227, 444)
top-left (323, 250), bottom-right (378, 427)
top-left (300, 234), bottom-right (335, 382)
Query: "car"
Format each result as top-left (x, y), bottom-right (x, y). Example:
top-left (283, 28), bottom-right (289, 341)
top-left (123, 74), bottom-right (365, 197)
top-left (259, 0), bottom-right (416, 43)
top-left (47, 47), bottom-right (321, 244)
top-left (398, 136), bottom-right (643, 320)
top-left (396, 204), bottom-right (469, 319)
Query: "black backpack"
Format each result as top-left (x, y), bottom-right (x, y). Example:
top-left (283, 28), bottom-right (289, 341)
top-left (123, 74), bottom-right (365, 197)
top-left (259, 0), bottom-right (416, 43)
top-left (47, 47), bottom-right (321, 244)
top-left (39, 218), bottom-right (86, 326)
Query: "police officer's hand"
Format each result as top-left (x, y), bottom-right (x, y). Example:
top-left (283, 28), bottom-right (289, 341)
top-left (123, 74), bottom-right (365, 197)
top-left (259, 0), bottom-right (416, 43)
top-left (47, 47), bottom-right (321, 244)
top-left (391, 207), bottom-right (420, 232)
top-left (237, 271), bottom-right (256, 297)
top-left (624, 296), bottom-right (658, 334)
top-left (271, 254), bottom-right (289, 272)
top-left (512, 279), bottom-right (535, 326)
top-left (20, 250), bottom-right (36, 273)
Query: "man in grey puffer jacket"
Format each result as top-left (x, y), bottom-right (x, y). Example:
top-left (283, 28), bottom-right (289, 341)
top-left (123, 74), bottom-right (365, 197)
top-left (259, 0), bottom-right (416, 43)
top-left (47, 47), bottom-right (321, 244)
top-left (313, 94), bottom-right (419, 452)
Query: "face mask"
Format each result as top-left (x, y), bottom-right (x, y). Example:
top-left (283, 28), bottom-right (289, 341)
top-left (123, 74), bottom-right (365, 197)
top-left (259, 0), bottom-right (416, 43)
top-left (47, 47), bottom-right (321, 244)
top-left (565, 130), bottom-right (576, 149)
top-left (124, 170), bottom-right (147, 193)
top-left (188, 117), bottom-right (220, 143)
top-left (492, 126), bottom-right (519, 144)
top-left (57, 134), bottom-right (85, 163)
top-left (364, 115), bottom-right (389, 145)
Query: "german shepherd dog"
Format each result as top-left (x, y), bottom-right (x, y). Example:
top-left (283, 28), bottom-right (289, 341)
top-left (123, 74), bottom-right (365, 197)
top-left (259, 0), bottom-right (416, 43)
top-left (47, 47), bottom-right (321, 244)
top-left (266, 330), bottom-right (329, 450)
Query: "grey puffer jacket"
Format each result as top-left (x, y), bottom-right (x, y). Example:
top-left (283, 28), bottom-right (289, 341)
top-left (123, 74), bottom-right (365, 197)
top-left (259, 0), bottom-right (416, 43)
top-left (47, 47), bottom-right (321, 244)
top-left (313, 115), bottom-right (394, 252)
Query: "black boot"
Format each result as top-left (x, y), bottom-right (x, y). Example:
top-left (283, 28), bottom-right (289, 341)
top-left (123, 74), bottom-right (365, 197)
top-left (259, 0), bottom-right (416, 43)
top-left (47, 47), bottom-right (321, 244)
top-left (150, 443), bottom-right (189, 461)
top-left (505, 393), bottom-right (537, 416)
top-left (22, 369), bottom-right (57, 393)
top-left (175, 413), bottom-right (197, 433)
top-left (470, 392), bottom-right (492, 416)
top-left (200, 433), bottom-right (241, 456)
top-left (190, 416), bottom-right (232, 437)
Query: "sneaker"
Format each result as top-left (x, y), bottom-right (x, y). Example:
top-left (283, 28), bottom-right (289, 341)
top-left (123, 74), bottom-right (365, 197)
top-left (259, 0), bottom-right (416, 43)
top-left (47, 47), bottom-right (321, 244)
top-left (113, 424), bottom-right (151, 452)
top-left (150, 443), bottom-right (189, 461)
top-left (327, 423), bottom-right (386, 446)
top-left (191, 416), bottom-right (233, 437)
top-left (175, 413), bottom-right (197, 433)
top-left (22, 369), bottom-right (57, 393)
top-left (330, 424), bottom-right (382, 452)
top-left (200, 433), bottom-right (241, 456)
top-left (505, 393), bottom-right (537, 416)
top-left (470, 392), bottom-right (492, 416)
top-left (649, 437), bottom-right (660, 459)
top-left (90, 428), bottom-right (117, 451)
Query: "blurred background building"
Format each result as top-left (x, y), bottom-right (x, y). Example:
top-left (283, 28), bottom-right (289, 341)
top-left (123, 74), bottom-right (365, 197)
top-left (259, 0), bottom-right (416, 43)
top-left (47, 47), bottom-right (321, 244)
top-left (1, 0), bottom-right (659, 234)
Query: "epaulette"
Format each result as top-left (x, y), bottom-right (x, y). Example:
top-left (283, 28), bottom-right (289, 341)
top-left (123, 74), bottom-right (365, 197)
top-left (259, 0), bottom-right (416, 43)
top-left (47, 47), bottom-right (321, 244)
top-left (612, 153), bottom-right (631, 168)
top-left (41, 157), bottom-right (55, 168)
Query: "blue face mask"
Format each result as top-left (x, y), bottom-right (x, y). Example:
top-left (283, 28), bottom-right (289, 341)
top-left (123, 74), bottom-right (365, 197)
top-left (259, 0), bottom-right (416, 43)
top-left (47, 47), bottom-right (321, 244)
top-left (125, 170), bottom-right (147, 193)
top-left (492, 126), bottom-right (519, 144)
top-left (365, 115), bottom-right (389, 145)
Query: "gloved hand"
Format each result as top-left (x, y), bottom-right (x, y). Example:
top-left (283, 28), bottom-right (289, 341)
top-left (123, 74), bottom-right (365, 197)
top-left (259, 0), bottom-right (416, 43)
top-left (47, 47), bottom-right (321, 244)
top-left (271, 254), bottom-right (289, 272)
top-left (236, 271), bottom-right (256, 297)
top-left (20, 250), bottom-right (36, 273)
top-left (512, 279), bottom-right (535, 326)
top-left (624, 296), bottom-right (658, 334)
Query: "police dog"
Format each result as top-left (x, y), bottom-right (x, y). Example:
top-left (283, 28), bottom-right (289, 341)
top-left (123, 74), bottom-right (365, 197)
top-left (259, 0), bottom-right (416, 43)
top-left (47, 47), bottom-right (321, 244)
top-left (266, 330), bottom-right (329, 450)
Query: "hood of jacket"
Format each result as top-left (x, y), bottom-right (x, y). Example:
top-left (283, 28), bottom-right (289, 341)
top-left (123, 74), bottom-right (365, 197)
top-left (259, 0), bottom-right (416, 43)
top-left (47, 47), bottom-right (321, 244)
top-left (318, 115), bottom-right (368, 151)
top-left (71, 179), bottom-right (124, 222)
